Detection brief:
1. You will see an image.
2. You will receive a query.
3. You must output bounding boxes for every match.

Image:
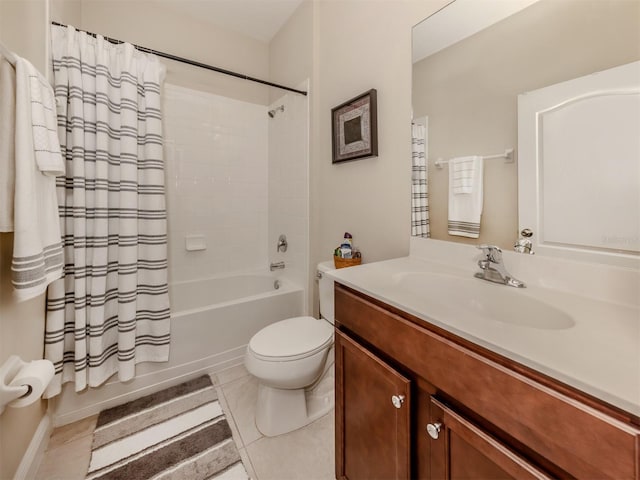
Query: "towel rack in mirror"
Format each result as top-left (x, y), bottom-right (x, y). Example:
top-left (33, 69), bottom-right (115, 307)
top-left (433, 148), bottom-right (514, 168)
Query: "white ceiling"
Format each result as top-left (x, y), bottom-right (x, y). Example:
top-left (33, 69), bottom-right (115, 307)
top-left (155, 0), bottom-right (305, 43)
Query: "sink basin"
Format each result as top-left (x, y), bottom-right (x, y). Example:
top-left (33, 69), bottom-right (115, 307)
top-left (392, 272), bottom-right (575, 330)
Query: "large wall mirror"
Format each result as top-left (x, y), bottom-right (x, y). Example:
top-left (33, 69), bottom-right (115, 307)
top-left (411, 0), bottom-right (640, 265)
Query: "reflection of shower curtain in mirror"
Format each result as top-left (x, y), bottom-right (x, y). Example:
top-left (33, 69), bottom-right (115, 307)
top-left (44, 25), bottom-right (171, 397)
top-left (411, 123), bottom-right (429, 237)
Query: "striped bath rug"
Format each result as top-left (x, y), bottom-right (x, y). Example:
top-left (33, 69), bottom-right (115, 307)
top-left (86, 375), bottom-right (249, 480)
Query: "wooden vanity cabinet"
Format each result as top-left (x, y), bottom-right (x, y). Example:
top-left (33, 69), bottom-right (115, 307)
top-left (335, 330), bottom-right (410, 480)
top-left (334, 283), bottom-right (640, 480)
top-left (428, 398), bottom-right (551, 480)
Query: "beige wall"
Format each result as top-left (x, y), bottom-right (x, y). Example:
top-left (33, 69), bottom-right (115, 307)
top-left (268, 0), bottom-right (313, 103)
top-left (413, 0), bottom-right (640, 249)
top-left (0, 0), bottom-right (48, 72)
top-left (312, 0), bottom-right (448, 272)
top-left (0, 2), bottom-right (50, 478)
top-left (269, 0), bottom-right (448, 315)
top-left (50, 0), bottom-right (82, 27)
top-left (71, 1), bottom-right (270, 105)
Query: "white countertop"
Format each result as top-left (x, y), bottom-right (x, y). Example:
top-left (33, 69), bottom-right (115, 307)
top-left (327, 253), bottom-right (640, 418)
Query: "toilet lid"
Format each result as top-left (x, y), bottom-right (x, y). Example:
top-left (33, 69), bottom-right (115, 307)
top-left (249, 316), bottom-right (333, 360)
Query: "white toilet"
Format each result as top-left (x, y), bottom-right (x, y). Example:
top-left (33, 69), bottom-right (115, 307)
top-left (244, 261), bottom-right (335, 437)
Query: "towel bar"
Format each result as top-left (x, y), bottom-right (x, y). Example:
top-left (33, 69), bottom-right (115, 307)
top-left (433, 149), bottom-right (514, 168)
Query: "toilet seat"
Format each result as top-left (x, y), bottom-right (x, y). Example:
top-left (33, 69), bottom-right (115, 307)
top-left (248, 316), bottom-right (333, 362)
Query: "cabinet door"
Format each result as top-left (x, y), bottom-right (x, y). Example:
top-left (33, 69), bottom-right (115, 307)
top-left (335, 330), bottom-right (411, 480)
top-left (428, 397), bottom-right (551, 480)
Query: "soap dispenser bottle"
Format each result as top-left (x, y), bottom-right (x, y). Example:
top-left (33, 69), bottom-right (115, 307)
top-left (339, 232), bottom-right (353, 258)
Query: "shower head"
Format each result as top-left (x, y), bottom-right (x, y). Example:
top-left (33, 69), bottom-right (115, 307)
top-left (268, 105), bottom-right (285, 118)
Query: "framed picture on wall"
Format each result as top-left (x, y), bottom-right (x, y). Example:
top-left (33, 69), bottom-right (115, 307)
top-left (331, 89), bottom-right (378, 163)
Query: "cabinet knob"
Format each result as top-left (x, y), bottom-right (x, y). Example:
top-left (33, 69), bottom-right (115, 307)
top-left (426, 422), bottom-right (442, 439)
top-left (391, 394), bottom-right (405, 409)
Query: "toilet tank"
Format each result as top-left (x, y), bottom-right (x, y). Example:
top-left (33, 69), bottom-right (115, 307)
top-left (317, 261), bottom-right (335, 324)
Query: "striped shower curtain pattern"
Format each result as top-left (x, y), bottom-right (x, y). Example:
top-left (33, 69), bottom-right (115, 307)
top-left (44, 25), bottom-right (170, 397)
top-left (411, 123), bottom-right (429, 237)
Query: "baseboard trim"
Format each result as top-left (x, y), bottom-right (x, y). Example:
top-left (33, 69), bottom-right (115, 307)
top-left (13, 411), bottom-right (52, 480)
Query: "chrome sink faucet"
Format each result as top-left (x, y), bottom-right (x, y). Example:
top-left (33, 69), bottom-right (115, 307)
top-left (474, 245), bottom-right (526, 288)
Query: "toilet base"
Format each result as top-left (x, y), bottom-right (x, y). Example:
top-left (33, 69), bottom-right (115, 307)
top-left (255, 365), bottom-right (334, 437)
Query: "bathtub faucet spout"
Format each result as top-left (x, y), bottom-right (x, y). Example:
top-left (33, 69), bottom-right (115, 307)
top-left (270, 261), bottom-right (285, 271)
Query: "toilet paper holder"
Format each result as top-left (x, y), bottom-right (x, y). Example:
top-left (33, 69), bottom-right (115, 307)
top-left (0, 355), bottom-right (33, 415)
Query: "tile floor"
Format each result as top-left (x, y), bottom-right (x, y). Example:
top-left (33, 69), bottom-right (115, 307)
top-left (35, 364), bottom-right (335, 480)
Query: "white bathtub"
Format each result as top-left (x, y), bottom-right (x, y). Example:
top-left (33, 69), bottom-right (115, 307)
top-left (52, 272), bottom-right (304, 426)
top-left (170, 274), bottom-right (292, 313)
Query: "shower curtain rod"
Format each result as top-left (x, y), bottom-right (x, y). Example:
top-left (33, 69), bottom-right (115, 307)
top-left (51, 21), bottom-right (308, 96)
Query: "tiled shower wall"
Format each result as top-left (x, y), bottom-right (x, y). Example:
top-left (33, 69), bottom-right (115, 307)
top-left (163, 84), bottom-right (269, 283)
top-left (268, 86), bottom-right (309, 311)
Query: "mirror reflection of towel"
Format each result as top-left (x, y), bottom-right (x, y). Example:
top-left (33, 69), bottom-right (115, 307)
top-left (451, 155), bottom-right (479, 194)
top-left (448, 156), bottom-right (483, 238)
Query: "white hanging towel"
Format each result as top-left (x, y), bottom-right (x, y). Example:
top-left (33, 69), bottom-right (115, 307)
top-left (11, 55), bottom-right (65, 300)
top-left (448, 156), bottom-right (483, 238)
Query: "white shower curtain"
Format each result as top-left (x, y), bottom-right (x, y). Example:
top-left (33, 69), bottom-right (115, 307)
top-left (411, 123), bottom-right (429, 237)
top-left (44, 26), bottom-right (170, 397)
